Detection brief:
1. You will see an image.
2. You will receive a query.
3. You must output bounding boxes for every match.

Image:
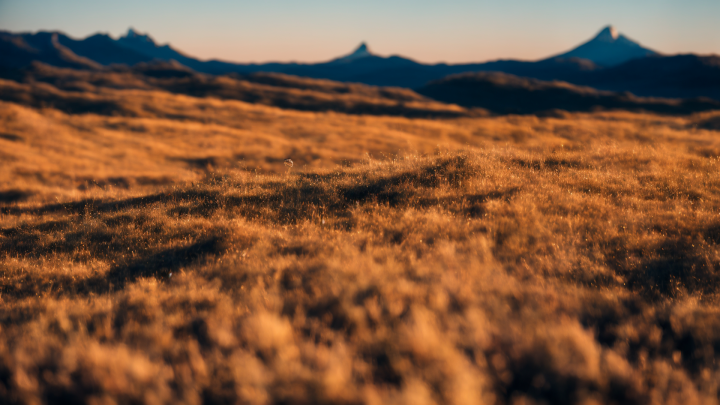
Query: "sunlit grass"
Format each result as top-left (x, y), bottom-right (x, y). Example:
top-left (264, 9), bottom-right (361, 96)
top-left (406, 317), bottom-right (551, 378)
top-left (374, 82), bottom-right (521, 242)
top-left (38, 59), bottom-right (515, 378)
top-left (1, 91), bottom-right (720, 403)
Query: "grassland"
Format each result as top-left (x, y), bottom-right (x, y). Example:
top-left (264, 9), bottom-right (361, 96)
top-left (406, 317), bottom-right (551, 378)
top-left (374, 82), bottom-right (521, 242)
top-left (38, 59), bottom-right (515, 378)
top-left (1, 82), bottom-right (720, 404)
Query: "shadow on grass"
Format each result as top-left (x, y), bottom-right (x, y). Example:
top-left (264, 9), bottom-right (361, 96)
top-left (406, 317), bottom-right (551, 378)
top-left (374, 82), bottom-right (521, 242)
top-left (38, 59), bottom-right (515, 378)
top-left (0, 189), bottom-right (219, 216)
top-left (606, 226), bottom-right (720, 301)
top-left (3, 156), bottom-right (480, 227)
top-left (104, 234), bottom-right (226, 288)
top-left (0, 235), bottom-right (227, 300)
top-left (341, 155), bottom-right (473, 205)
top-left (0, 190), bottom-right (33, 204)
top-left (512, 157), bottom-right (591, 171)
top-left (416, 188), bottom-right (519, 217)
top-left (0, 133), bottom-right (23, 142)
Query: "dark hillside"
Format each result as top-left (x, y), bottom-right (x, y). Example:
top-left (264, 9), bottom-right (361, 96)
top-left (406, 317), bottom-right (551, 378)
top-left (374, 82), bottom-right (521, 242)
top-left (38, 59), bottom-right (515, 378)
top-left (585, 54), bottom-right (720, 100)
top-left (418, 71), bottom-right (720, 115)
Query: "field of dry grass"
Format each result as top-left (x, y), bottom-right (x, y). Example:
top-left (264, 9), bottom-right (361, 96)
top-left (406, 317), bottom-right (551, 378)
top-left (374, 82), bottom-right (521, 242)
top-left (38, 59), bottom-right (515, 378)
top-left (2, 83), bottom-right (720, 404)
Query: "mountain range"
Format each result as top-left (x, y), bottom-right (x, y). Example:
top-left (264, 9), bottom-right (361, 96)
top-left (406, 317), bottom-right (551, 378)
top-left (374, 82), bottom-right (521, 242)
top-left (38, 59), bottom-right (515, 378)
top-left (1, 26), bottom-right (719, 102)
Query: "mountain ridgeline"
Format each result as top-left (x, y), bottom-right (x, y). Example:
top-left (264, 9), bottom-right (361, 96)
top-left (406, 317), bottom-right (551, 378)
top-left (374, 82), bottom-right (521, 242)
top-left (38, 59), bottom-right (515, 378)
top-left (1, 26), bottom-right (719, 114)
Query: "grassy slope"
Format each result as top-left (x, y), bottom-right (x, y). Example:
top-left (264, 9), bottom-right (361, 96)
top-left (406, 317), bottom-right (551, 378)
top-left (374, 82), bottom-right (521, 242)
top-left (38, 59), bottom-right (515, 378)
top-left (1, 90), bottom-right (720, 404)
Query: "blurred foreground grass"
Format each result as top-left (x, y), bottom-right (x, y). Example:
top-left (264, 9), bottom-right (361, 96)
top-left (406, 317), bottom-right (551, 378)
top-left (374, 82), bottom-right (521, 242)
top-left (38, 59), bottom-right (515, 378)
top-left (1, 92), bottom-right (720, 404)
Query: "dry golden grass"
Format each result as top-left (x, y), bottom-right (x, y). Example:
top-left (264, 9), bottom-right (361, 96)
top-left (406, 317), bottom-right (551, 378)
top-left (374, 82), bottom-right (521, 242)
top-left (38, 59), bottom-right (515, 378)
top-left (1, 86), bottom-right (720, 404)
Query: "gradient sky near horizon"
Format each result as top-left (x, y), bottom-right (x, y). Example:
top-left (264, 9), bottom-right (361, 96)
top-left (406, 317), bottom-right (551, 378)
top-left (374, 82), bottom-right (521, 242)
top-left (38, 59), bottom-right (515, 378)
top-left (1, 0), bottom-right (718, 64)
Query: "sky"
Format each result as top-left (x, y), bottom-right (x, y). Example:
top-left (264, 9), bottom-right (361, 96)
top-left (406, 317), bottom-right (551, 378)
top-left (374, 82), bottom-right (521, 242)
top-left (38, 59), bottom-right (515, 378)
top-left (0, 0), bottom-right (718, 64)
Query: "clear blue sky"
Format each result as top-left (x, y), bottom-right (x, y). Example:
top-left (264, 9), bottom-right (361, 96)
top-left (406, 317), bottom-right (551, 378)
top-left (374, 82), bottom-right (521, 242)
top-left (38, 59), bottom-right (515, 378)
top-left (1, 0), bottom-right (718, 64)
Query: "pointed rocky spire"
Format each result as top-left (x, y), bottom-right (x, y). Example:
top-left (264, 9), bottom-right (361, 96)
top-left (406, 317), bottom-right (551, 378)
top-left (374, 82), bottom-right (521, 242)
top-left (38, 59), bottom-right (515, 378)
top-left (332, 42), bottom-right (374, 62)
top-left (347, 42), bottom-right (372, 58)
top-left (122, 28), bottom-right (156, 44)
top-left (593, 25), bottom-right (620, 42)
top-left (551, 25), bottom-right (657, 66)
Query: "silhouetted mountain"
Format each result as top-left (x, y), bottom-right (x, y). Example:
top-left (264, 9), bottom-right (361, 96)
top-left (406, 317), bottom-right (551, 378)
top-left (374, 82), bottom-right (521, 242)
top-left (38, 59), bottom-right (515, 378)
top-left (417, 72), bottom-right (720, 115)
top-left (0, 29), bottom-right (602, 88)
top-left (550, 26), bottom-right (657, 67)
top-left (228, 46), bottom-right (598, 89)
top-left (115, 28), bottom-right (203, 68)
top-left (0, 31), bottom-right (102, 69)
top-left (56, 32), bottom-right (154, 66)
top-left (332, 42), bottom-right (374, 63)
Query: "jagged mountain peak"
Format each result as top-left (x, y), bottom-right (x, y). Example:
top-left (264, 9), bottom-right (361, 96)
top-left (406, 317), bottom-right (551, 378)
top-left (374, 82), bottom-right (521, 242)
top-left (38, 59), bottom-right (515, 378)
top-left (109, 27), bottom-right (197, 67)
top-left (121, 28), bottom-right (157, 45)
top-left (353, 42), bottom-right (370, 55)
top-left (594, 25), bottom-right (619, 41)
top-left (333, 42), bottom-right (374, 62)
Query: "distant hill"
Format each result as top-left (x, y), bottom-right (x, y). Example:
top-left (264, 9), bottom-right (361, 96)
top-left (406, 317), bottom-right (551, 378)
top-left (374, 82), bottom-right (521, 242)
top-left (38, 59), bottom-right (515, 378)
top-left (1, 27), bottom-right (720, 102)
top-left (417, 71), bottom-right (720, 115)
top-left (549, 26), bottom-right (657, 67)
top-left (583, 53), bottom-right (720, 100)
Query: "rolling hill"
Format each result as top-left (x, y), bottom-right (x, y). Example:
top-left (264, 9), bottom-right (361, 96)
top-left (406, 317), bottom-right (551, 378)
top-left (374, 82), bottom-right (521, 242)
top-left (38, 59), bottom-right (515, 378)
top-left (417, 71), bottom-right (720, 115)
